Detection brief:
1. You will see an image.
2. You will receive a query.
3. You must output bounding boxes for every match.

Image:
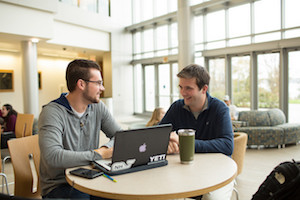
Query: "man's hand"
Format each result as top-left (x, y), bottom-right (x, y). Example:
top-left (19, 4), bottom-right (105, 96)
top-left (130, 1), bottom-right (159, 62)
top-left (167, 131), bottom-right (179, 154)
top-left (94, 146), bottom-right (113, 159)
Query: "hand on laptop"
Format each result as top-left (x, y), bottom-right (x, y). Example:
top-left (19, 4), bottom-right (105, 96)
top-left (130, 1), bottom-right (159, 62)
top-left (94, 146), bottom-right (113, 159)
top-left (167, 131), bottom-right (179, 154)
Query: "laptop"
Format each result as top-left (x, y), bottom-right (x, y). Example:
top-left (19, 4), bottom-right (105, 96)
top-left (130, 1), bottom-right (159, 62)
top-left (92, 124), bottom-right (172, 175)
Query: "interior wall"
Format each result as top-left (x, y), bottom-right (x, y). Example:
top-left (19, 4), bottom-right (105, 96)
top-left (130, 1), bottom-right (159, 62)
top-left (102, 52), bottom-right (112, 98)
top-left (110, 0), bottom-right (134, 118)
top-left (0, 52), bottom-right (24, 113)
top-left (37, 57), bottom-right (71, 113)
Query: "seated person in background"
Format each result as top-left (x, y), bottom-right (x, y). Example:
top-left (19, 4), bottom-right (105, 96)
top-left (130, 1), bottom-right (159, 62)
top-left (38, 59), bottom-right (122, 199)
top-left (160, 64), bottom-right (234, 200)
top-left (1, 104), bottom-right (18, 132)
top-left (146, 107), bottom-right (165, 127)
top-left (1, 104), bottom-right (18, 149)
top-left (0, 109), bottom-right (4, 129)
top-left (223, 95), bottom-right (239, 121)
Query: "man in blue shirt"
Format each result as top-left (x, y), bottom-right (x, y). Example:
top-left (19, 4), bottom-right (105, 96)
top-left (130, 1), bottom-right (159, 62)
top-left (160, 64), bottom-right (234, 200)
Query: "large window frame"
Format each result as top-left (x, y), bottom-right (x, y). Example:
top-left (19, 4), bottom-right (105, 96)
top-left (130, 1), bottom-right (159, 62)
top-left (129, 0), bottom-right (300, 122)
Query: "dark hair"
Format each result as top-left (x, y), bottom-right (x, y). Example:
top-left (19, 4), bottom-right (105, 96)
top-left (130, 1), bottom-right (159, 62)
top-left (66, 59), bottom-right (101, 92)
top-left (3, 104), bottom-right (18, 119)
top-left (177, 64), bottom-right (210, 90)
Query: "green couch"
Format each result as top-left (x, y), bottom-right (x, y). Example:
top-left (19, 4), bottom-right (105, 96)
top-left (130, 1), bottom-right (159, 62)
top-left (233, 108), bottom-right (300, 149)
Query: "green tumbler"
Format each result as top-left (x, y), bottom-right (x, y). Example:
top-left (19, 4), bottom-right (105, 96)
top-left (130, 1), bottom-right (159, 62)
top-left (178, 129), bottom-right (195, 164)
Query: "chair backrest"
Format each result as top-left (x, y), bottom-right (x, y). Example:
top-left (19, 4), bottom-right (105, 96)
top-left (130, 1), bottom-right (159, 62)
top-left (232, 132), bottom-right (248, 175)
top-left (15, 113), bottom-right (34, 138)
top-left (7, 134), bottom-right (40, 198)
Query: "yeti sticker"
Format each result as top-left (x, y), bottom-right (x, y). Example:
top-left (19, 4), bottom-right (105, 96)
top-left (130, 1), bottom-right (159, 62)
top-left (149, 154), bottom-right (166, 163)
top-left (111, 159), bottom-right (136, 171)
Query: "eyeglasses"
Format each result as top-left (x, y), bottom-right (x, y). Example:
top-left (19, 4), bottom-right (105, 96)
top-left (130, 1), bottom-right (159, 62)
top-left (82, 79), bottom-right (103, 86)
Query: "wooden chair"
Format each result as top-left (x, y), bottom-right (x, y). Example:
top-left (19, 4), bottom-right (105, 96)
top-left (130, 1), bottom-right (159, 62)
top-left (1, 113), bottom-right (35, 180)
top-left (0, 125), bottom-right (10, 195)
top-left (231, 132), bottom-right (248, 200)
top-left (14, 113), bottom-right (34, 138)
top-left (7, 135), bottom-right (40, 198)
top-left (232, 132), bottom-right (248, 175)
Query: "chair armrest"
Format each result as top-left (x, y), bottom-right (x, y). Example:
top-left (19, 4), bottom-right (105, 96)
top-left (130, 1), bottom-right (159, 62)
top-left (2, 131), bottom-right (14, 135)
top-left (232, 121), bottom-right (249, 128)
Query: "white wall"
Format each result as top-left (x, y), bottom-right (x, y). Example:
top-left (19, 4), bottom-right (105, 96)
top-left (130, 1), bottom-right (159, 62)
top-left (0, 52), bottom-right (23, 113)
top-left (37, 57), bottom-right (71, 113)
top-left (110, 0), bottom-right (134, 118)
top-left (0, 0), bottom-right (135, 118)
top-left (0, 1), bottom-right (54, 39)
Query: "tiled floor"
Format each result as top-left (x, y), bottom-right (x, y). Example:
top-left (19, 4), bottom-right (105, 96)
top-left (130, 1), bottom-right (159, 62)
top-left (1, 115), bottom-right (300, 199)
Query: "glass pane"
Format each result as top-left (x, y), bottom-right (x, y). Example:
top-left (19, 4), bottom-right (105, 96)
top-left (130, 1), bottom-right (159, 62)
top-left (254, 0), bottom-right (280, 34)
top-left (209, 58), bottom-right (225, 100)
top-left (143, 29), bottom-right (154, 53)
top-left (145, 65), bottom-right (155, 112)
top-left (206, 41), bottom-right (226, 50)
top-left (159, 64), bottom-right (170, 110)
top-left (60, 0), bottom-right (77, 6)
top-left (232, 56), bottom-right (251, 110)
top-left (285, 28), bottom-right (300, 39)
top-left (133, 32), bottom-right (141, 54)
top-left (142, 0), bottom-right (153, 21)
top-left (132, 0), bottom-right (141, 23)
top-left (168, 0), bottom-right (177, 13)
top-left (228, 4), bottom-right (250, 38)
top-left (288, 51), bottom-right (300, 123)
top-left (79, 0), bottom-right (97, 13)
top-left (172, 63), bottom-right (179, 103)
top-left (285, 0), bottom-right (300, 28)
top-left (156, 25), bottom-right (168, 51)
top-left (228, 37), bottom-right (251, 47)
top-left (207, 10), bottom-right (225, 42)
top-left (254, 32), bottom-right (281, 43)
top-left (134, 64), bottom-right (143, 113)
top-left (258, 53), bottom-right (280, 109)
top-left (98, 0), bottom-right (109, 16)
top-left (194, 16), bottom-right (203, 44)
top-left (155, 0), bottom-right (168, 17)
top-left (171, 23), bottom-right (178, 48)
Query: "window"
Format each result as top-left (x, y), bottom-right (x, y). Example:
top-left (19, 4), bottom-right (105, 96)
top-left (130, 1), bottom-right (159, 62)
top-left (133, 64), bottom-right (143, 113)
top-left (134, 63), bottom-right (179, 113)
top-left (206, 10), bottom-right (225, 46)
top-left (194, 16), bottom-right (204, 51)
top-left (208, 58), bottom-right (225, 100)
top-left (143, 29), bottom-right (154, 58)
top-left (288, 51), bottom-right (300, 123)
top-left (232, 56), bottom-right (251, 109)
top-left (254, 0), bottom-right (280, 34)
top-left (133, 32), bottom-right (141, 60)
top-left (228, 4), bottom-right (250, 38)
top-left (285, 0), bottom-right (300, 28)
top-left (158, 64), bottom-right (171, 109)
top-left (145, 65), bottom-right (155, 112)
top-left (257, 53), bottom-right (280, 109)
top-left (156, 25), bottom-right (168, 56)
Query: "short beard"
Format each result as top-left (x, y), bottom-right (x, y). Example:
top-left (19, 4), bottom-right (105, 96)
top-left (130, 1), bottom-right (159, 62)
top-left (83, 88), bottom-right (100, 104)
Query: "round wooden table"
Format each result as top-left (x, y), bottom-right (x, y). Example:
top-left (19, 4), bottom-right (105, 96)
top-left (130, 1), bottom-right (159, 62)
top-left (66, 153), bottom-right (237, 200)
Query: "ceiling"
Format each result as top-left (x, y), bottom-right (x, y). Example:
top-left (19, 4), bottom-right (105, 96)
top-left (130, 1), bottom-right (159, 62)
top-left (0, 32), bottom-right (105, 61)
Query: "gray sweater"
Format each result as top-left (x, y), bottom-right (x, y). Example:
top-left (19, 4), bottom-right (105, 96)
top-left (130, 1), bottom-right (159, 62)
top-left (38, 94), bottom-right (121, 196)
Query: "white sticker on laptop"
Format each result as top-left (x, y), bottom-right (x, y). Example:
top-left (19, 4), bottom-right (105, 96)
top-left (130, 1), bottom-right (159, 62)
top-left (111, 159), bottom-right (136, 171)
top-left (149, 154), bottom-right (166, 162)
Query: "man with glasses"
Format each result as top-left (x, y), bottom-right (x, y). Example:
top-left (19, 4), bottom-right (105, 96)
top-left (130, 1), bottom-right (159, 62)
top-left (38, 59), bottom-right (121, 199)
top-left (160, 64), bottom-right (234, 200)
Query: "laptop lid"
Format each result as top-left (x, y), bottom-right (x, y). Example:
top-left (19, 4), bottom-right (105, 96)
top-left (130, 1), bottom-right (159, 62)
top-left (110, 124), bottom-right (172, 171)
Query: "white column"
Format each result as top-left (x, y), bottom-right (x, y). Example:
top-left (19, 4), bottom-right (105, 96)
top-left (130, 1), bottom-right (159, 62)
top-left (21, 40), bottom-right (39, 118)
top-left (178, 0), bottom-right (194, 70)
